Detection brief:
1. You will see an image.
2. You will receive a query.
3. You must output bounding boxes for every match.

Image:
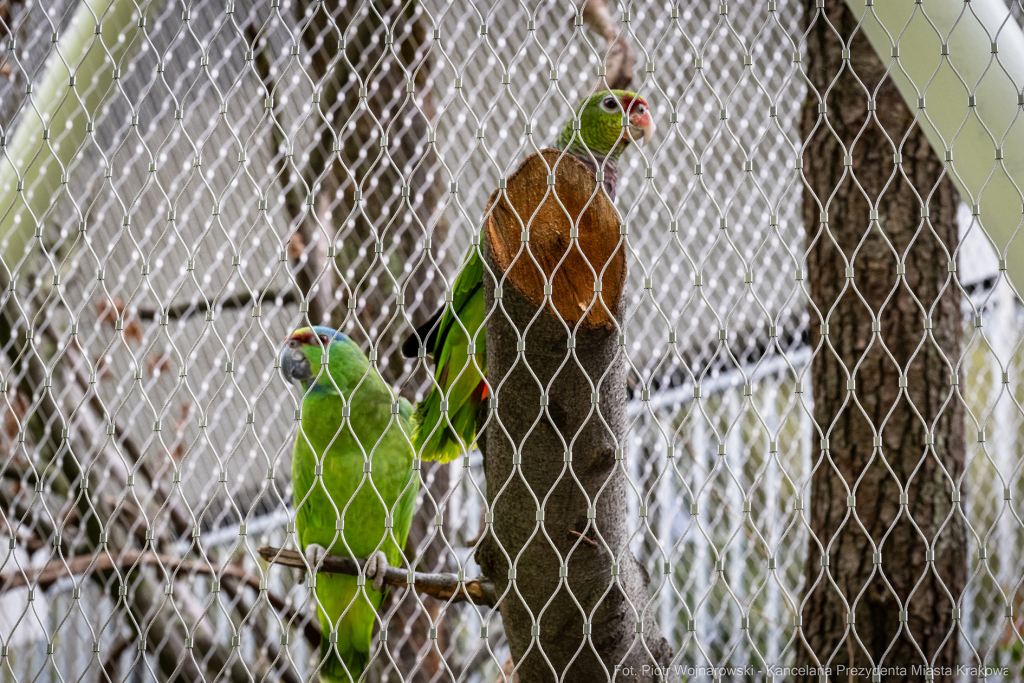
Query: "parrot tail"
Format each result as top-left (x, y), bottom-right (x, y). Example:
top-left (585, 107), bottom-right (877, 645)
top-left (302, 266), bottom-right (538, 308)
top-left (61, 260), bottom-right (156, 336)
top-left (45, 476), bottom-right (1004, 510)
top-left (313, 575), bottom-right (380, 683)
top-left (413, 379), bottom-right (487, 463)
top-left (317, 638), bottom-right (367, 683)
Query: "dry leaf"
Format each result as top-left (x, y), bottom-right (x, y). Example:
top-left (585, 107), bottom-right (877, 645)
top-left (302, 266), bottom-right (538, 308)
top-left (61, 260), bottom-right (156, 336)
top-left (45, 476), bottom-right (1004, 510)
top-left (123, 319), bottom-right (143, 345)
top-left (175, 402), bottom-right (191, 432)
top-left (95, 296), bottom-right (125, 326)
top-left (170, 402), bottom-right (191, 462)
top-left (93, 354), bottom-right (112, 382)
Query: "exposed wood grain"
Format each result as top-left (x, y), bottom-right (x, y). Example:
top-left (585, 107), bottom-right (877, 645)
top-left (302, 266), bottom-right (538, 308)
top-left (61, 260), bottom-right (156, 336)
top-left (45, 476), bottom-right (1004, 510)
top-left (485, 149), bottom-right (625, 330)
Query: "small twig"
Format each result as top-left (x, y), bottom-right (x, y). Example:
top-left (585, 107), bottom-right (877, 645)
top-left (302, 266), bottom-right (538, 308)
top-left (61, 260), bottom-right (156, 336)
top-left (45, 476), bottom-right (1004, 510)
top-left (258, 546), bottom-right (497, 607)
top-left (568, 529), bottom-right (599, 549)
top-left (0, 549), bottom-right (239, 591)
top-left (0, 547), bottom-right (322, 648)
top-left (580, 0), bottom-right (636, 91)
top-left (135, 290), bottom-right (298, 321)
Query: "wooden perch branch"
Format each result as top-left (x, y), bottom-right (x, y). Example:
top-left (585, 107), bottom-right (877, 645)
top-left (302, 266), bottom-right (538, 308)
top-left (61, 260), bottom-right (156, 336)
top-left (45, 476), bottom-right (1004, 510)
top-left (580, 0), bottom-right (635, 90)
top-left (135, 290), bottom-right (299, 321)
top-left (258, 546), bottom-right (497, 607)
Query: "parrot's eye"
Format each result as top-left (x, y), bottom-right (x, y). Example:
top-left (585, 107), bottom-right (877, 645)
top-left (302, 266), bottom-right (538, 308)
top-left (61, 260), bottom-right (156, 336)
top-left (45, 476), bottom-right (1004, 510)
top-left (600, 96), bottom-right (618, 113)
top-left (287, 338), bottom-right (301, 349)
top-left (318, 334), bottom-right (329, 345)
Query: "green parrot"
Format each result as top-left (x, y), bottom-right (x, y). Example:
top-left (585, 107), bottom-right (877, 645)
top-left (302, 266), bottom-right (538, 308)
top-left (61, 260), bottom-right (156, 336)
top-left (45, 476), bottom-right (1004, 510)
top-left (402, 90), bottom-right (655, 463)
top-left (281, 326), bottom-right (419, 682)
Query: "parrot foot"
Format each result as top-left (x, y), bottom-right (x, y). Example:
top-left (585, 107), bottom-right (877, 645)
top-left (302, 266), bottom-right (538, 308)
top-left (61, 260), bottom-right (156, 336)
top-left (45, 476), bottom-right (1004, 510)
top-left (300, 543), bottom-right (328, 584)
top-left (364, 550), bottom-right (390, 593)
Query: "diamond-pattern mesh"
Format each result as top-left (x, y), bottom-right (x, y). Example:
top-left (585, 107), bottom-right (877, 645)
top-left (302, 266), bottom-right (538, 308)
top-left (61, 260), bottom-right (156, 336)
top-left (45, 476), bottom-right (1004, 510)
top-left (0, 0), bottom-right (1021, 681)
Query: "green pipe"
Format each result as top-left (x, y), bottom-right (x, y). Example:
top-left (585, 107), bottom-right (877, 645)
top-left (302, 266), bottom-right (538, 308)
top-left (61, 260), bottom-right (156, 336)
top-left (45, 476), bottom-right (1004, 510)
top-left (0, 0), bottom-right (149, 276)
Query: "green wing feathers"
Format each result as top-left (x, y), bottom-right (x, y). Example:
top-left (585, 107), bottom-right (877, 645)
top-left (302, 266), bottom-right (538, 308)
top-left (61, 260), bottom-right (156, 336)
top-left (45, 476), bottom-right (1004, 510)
top-left (413, 248), bottom-right (488, 463)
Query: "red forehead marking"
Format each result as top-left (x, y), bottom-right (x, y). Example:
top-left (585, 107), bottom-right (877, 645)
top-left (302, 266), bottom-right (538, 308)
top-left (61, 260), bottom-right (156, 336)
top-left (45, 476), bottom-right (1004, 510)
top-left (622, 94), bottom-right (648, 111)
top-left (288, 328), bottom-right (317, 344)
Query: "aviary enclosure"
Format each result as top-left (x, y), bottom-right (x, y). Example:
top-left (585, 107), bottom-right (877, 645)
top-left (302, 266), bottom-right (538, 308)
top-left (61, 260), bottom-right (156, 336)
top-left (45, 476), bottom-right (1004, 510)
top-left (0, 0), bottom-right (1021, 681)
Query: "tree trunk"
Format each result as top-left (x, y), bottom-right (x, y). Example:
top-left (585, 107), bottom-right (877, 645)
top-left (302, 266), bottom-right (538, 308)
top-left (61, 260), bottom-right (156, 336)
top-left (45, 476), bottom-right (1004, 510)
top-left (475, 236), bottom-right (673, 681)
top-left (0, 0), bottom-right (147, 269)
top-left (293, 0), bottom-right (448, 385)
top-left (797, 2), bottom-right (967, 681)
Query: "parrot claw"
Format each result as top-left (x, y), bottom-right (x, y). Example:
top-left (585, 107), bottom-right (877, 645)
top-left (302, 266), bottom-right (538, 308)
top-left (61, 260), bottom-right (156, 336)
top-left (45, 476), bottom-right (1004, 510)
top-left (364, 551), bottom-right (390, 593)
top-left (300, 543), bottom-right (328, 584)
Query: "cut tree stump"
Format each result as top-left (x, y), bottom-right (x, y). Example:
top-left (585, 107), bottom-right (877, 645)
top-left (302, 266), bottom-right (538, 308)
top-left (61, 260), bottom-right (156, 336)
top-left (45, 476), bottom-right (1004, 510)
top-left (484, 148), bottom-right (626, 329)
top-left (477, 147), bottom-right (674, 681)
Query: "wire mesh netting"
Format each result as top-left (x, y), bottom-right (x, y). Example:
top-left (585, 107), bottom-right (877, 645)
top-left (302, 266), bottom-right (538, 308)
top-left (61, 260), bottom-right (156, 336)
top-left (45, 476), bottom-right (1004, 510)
top-left (0, 0), bottom-right (1022, 680)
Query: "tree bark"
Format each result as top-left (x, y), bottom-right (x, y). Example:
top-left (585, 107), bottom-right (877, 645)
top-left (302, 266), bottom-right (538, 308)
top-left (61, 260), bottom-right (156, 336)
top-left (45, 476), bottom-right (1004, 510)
top-left (475, 236), bottom-right (673, 681)
top-left (797, 2), bottom-right (967, 681)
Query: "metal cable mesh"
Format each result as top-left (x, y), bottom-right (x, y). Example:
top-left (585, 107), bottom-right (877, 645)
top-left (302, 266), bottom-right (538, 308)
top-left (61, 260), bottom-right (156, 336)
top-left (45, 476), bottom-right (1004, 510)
top-left (0, 0), bottom-right (1021, 681)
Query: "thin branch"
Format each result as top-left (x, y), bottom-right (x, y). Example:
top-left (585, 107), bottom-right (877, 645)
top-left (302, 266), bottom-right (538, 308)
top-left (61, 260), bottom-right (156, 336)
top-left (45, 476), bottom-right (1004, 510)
top-left (0, 477), bottom-right (59, 550)
top-left (568, 529), bottom-right (599, 549)
top-left (0, 547), bottom-right (322, 648)
top-left (258, 546), bottom-right (497, 607)
top-left (5, 314), bottom-right (271, 683)
top-left (0, 549), bottom-right (231, 591)
top-left (54, 326), bottom-right (193, 537)
top-left (580, 0), bottom-right (635, 91)
top-left (135, 290), bottom-right (298, 321)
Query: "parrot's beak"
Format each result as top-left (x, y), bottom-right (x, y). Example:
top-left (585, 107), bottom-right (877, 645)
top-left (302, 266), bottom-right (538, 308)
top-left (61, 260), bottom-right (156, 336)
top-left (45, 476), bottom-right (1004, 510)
top-left (281, 340), bottom-right (312, 384)
top-left (629, 112), bottom-right (654, 147)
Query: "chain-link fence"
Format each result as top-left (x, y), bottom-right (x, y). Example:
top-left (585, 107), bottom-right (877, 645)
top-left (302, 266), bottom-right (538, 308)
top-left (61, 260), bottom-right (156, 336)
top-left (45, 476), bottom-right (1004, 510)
top-left (0, 0), bottom-right (1022, 680)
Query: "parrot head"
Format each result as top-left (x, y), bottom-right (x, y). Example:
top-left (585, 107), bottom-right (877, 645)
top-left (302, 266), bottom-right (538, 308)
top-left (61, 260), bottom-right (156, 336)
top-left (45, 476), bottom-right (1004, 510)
top-left (280, 326), bottom-right (350, 387)
top-left (556, 90), bottom-right (654, 161)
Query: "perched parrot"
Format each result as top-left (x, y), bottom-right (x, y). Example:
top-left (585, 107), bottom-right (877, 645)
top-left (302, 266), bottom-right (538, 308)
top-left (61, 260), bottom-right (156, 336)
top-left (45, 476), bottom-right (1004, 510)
top-left (281, 326), bottom-right (419, 682)
top-left (402, 90), bottom-right (654, 463)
